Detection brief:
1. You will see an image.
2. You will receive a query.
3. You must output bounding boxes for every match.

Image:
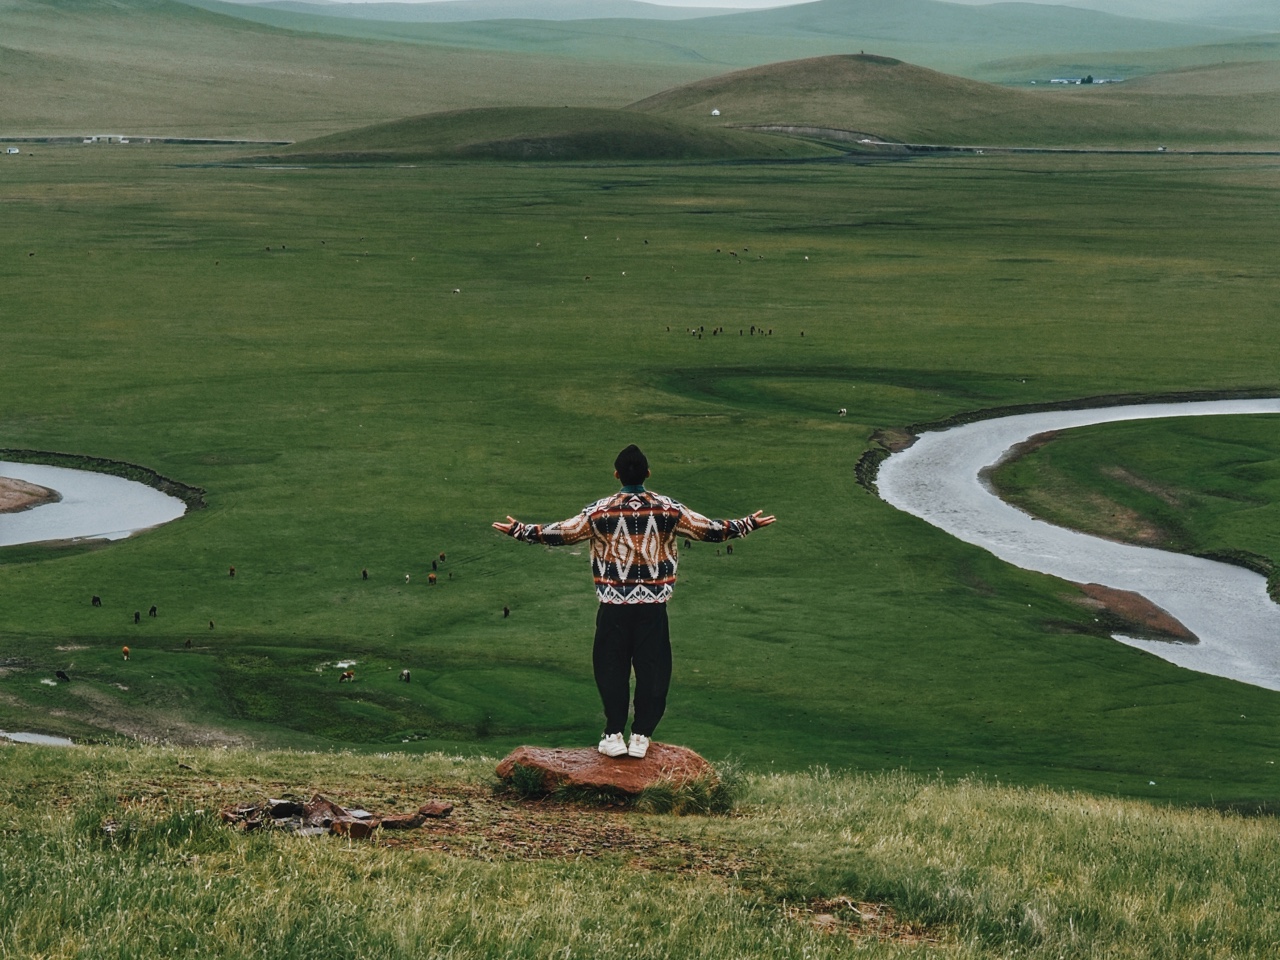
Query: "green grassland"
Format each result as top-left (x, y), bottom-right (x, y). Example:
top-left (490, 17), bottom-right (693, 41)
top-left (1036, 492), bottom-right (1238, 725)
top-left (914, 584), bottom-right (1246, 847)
top-left (260, 106), bottom-right (841, 162)
top-left (5, 744), bottom-right (1280, 959)
top-left (3, 143), bottom-right (1280, 808)
top-left (990, 416), bottom-right (1280, 587)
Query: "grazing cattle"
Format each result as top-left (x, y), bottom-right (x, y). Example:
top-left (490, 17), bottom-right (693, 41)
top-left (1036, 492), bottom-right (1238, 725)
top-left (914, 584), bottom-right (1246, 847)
top-left (91, 595), bottom-right (102, 607)
top-left (503, 605), bottom-right (510, 618)
top-left (133, 611), bottom-right (141, 624)
top-left (185, 639), bottom-right (192, 649)
top-left (439, 552), bottom-right (446, 562)
top-left (405, 574), bottom-right (410, 584)
top-left (362, 568), bottom-right (368, 580)
top-left (56, 670), bottom-right (70, 682)
top-left (726, 544), bottom-right (734, 555)
top-left (149, 605), bottom-right (157, 618)
top-left (399, 670), bottom-right (411, 683)
top-left (229, 566), bottom-right (236, 578)
top-left (428, 572), bottom-right (437, 585)
top-left (122, 646), bottom-right (130, 661)
top-left (838, 408), bottom-right (847, 417)
top-left (209, 620), bottom-right (215, 630)
top-left (431, 560), bottom-right (437, 571)
top-left (339, 670), bottom-right (354, 683)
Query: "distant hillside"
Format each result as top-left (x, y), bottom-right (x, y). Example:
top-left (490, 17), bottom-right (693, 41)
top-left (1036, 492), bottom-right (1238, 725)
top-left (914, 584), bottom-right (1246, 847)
top-left (948, 0), bottom-right (1280, 34)
top-left (254, 106), bottom-right (842, 162)
top-left (3, 0), bottom-right (1276, 139)
top-left (630, 54), bottom-right (1280, 148)
top-left (227, 0), bottom-right (742, 21)
top-left (0, 0), bottom-right (715, 138)
top-left (180, 0), bottom-right (1251, 80)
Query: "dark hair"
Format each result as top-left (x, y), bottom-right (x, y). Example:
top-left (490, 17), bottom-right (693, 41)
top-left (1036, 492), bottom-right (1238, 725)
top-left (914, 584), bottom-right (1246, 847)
top-left (614, 444), bottom-right (649, 486)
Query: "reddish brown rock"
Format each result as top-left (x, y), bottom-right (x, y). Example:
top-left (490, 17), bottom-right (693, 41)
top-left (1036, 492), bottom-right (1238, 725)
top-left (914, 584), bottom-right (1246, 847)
top-left (330, 817), bottom-right (379, 839)
top-left (304, 794), bottom-right (348, 828)
top-left (496, 743), bottom-right (715, 796)
top-left (418, 800), bottom-right (454, 819)
top-left (379, 812), bottom-right (426, 830)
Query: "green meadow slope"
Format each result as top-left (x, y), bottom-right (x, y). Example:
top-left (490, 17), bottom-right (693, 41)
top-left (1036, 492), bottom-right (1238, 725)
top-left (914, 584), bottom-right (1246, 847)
top-left (631, 54), bottom-right (1280, 148)
top-left (262, 107), bottom-right (841, 162)
top-left (5, 746), bottom-right (1280, 960)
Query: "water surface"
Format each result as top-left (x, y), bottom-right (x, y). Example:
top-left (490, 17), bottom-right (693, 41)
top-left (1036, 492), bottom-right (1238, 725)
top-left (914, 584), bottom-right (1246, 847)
top-left (0, 461), bottom-right (186, 547)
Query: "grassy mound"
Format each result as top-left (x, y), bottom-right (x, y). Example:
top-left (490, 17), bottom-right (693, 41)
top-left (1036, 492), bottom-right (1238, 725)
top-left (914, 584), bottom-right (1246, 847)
top-left (257, 106), bottom-right (841, 162)
top-left (630, 53), bottom-right (1280, 148)
top-left (5, 743), bottom-right (1280, 959)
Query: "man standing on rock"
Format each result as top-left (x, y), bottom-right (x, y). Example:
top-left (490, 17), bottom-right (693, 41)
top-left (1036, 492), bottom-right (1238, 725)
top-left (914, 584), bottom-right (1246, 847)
top-left (492, 444), bottom-right (775, 759)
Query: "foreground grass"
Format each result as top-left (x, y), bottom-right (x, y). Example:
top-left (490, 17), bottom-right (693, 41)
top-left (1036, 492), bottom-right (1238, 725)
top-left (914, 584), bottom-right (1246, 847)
top-left (2, 743), bottom-right (1279, 959)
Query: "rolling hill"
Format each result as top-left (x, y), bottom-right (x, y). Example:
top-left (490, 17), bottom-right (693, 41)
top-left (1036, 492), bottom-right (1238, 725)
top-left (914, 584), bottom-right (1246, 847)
top-left (630, 53), bottom-right (1280, 148)
top-left (181, 0), bottom-right (1257, 80)
top-left (223, 0), bottom-right (744, 21)
top-left (0, 0), bottom-right (717, 137)
top-left (252, 105), bottom-right (842, 161)
top-left (4, 0), bottom-right (1279, 140)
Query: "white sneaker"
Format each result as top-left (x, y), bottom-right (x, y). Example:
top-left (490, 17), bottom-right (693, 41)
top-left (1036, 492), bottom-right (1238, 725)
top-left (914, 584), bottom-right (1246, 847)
top-left (627, 733), bottom-right (650, 759)
top-left (598, 732), bottom-right (627, 757)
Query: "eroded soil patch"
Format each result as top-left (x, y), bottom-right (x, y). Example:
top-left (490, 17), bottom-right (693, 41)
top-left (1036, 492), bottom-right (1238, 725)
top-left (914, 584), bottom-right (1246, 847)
top-left (1073, 582), bottom-right (1198, 643)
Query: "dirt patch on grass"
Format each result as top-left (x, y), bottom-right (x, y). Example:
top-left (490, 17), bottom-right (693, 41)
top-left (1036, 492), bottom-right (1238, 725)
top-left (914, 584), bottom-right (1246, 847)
top-left (1101, 465), bottom-right (1186, 508)
top-left (0, 476), bottom-right (60, 513)
top-left (382, 787), bottom-right (756, 876)
top-left (63, 685), bottom-right (251, 748)
top-left (793, 896), bottom-right (940, 945)
top-left (1074, 582), bottom-right (1198, 643)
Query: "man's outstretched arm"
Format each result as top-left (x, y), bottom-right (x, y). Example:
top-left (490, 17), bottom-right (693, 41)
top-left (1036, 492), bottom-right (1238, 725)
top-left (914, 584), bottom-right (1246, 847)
top-left (676, 507), bottom-right (776, 543)
top-left (492, 511), bottom-right (592, 546)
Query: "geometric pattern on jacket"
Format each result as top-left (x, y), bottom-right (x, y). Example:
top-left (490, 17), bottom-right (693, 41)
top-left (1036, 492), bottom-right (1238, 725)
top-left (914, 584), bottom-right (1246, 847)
top-left (505, 488), bottom-right (759, 604)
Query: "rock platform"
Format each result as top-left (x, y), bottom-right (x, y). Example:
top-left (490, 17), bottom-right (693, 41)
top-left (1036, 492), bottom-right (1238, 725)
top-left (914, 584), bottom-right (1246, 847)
top-left (496, 743), bottom-right (714, 795)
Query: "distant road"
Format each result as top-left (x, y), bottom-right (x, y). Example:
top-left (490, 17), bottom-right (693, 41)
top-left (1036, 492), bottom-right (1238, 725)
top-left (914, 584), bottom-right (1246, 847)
top-left (0, 136), bottom-right (293, 146)
top-left (743, 127), bottom-right (1280, 157)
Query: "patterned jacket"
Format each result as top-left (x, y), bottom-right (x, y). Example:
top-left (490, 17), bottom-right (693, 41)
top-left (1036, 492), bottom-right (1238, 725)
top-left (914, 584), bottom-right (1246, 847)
top-left (504, 488), bottom-right (761, 604)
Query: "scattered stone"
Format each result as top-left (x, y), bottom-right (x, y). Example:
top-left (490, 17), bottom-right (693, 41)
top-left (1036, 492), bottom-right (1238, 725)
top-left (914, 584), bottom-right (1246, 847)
top-left (380, 812), bottom-right (426, 830)
top-left (331, 817), bottom-right (379, 839)
top-left (495, 743), bottom-right (715, 796)
top-left (304, 794), bottom-right (348, 829)
top-left (220, 792), bottom-right (451, 839)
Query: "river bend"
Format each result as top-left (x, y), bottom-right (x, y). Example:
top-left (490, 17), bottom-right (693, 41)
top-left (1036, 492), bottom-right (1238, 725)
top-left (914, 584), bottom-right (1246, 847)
top-left (877, 399), bottom-right (1280, 692)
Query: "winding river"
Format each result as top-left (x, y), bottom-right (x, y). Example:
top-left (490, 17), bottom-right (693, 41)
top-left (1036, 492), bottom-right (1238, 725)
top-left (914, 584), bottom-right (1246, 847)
top-left (877, 399), bottom-right (1280, 692)
top-left (0, 461), bottom-right (186, 547)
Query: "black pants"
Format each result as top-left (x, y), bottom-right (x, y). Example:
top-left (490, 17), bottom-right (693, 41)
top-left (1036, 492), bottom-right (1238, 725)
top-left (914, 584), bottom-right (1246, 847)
top-left (593, 602), bottom-right (671, 737)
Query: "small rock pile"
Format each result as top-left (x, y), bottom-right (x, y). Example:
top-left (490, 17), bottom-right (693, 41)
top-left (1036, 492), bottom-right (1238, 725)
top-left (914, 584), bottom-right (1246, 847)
top-left (221, 793), bottom-right (453, 840)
